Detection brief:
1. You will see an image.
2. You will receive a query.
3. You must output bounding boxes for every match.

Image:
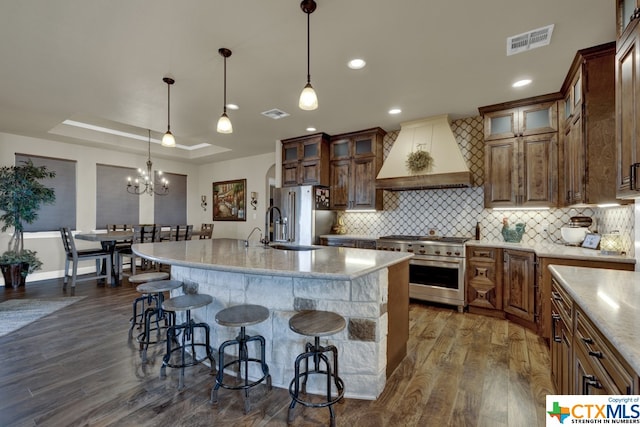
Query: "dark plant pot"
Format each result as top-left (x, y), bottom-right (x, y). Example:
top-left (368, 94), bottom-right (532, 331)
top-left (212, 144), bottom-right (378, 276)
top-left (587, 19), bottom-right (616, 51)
top-left (0, 262), bottom-right (28, 288)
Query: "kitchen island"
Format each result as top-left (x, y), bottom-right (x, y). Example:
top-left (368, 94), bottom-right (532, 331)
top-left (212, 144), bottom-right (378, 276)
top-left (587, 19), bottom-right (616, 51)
top-left (132, 238), bottom-right (412, 400)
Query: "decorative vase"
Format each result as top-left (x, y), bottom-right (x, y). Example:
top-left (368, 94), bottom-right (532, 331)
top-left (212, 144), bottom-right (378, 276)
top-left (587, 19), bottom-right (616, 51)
top-left (0, 262), bottom-right (29, 288)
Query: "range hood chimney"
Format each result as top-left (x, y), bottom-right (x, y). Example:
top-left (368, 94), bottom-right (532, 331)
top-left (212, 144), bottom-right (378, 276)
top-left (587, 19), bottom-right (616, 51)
top-left (376, 115), bottom-right (472, 191)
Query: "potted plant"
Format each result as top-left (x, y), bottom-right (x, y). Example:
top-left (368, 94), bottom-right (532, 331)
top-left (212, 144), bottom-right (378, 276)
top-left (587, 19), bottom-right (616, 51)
top-left (0, 159), bottom-right (55, 288)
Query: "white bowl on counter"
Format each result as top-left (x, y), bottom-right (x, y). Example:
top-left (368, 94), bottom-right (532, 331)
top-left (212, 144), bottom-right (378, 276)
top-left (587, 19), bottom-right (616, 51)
top-left (560, 227), bottom-right (588, 244)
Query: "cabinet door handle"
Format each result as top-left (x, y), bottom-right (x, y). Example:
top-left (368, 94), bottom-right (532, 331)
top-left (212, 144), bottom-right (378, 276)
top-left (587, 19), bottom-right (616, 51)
top-left (583, 375), bottom-right (603, 393)
top-left (551, 313), bottom-right (562, 343)
top-left (581, 337), bottom-right (594, 345)
top-left (588, 350), bottom-right (603, 359)
top-left (631, 163), bottom-right (640, 191)
top-left (551, 291), bottom-right (562, 301)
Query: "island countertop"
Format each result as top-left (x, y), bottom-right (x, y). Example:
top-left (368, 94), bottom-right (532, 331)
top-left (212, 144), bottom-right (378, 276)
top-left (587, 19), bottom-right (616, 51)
top-left (132, 238), bottom-right (413, 280)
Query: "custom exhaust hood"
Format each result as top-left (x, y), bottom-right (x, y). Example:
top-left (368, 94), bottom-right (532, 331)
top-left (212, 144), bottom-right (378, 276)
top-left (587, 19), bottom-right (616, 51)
top-left (376, 115), bottom-right (472, 191)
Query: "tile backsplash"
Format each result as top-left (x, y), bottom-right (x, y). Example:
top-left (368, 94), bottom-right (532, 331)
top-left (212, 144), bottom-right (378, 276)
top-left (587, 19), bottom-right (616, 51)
top-left (340, 116), bottom-right (635, 255)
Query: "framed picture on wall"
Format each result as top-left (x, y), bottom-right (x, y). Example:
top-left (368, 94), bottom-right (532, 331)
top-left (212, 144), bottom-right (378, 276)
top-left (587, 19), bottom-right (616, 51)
top-left (212, 179), bottom-right (247, 221)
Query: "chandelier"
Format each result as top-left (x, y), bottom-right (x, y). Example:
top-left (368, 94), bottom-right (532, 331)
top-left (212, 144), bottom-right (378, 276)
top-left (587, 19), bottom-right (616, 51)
top-left (126, 130), bottom-right (169, 196)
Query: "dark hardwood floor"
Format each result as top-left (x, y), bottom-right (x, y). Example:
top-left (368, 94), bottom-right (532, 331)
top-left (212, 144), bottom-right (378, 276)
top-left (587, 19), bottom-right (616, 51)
top-left (0, 277), bottom-right (554, 426)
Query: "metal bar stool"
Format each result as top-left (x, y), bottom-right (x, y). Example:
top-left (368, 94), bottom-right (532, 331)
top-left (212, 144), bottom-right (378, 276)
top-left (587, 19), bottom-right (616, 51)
top-left (210, 304), bottom-right (271, 413)
top-left (160, 293), bottom-right (216, 390)
top-left (288, 310), bottom-right (346, 427)
top-left (127, 272), bottom-right (170, 339)
top-left (135, 279), bottom-right (182, 363)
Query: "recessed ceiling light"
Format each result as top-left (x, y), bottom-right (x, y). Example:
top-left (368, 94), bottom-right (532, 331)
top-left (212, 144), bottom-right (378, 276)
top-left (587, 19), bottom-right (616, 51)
top-left (348, 58), bottom-right (366, 70)
top-left (306, 127), bottom-right (316, 132)
top-left (388, 108), bottom-right (402, 115)
top-left (512, 79), bottom-right (532, 88)
top-left (226, 103), bottom-right (239, 110)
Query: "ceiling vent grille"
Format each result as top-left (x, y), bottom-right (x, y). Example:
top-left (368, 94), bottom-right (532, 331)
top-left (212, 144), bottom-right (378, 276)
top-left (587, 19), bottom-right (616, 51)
top-left (261, 108), bottom-right (290, 120)
top-left (506, 24), bottom-right (554, 56)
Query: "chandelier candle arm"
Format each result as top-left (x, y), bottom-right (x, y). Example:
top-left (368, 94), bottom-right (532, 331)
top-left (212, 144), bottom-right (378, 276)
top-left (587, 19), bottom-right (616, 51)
top-left (217, 47), bottom-right (233, 134)
top-left (162, 77), bottom-right (176, 147)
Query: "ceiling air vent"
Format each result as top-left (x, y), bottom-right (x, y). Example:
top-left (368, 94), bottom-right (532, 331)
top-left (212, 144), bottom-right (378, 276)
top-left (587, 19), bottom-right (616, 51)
top-left (261, 108), bottom-right (290, 120)
top-left (506, 24), bottom-right (554, 56)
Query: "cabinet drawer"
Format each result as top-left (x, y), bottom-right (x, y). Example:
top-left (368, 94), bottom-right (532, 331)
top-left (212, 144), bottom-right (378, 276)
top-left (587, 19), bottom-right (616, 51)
top-left (575, 309), bottom-right (635, 394)
top-left (551, 278), bottom-right (573, 325)
top-left (468, 247), bottom-right (498, 260)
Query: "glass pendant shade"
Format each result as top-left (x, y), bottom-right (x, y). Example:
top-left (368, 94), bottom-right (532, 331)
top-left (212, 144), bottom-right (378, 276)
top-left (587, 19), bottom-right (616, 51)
top-left (217, 112), bottom-right (233, 133)
top-left (299, 82), bottom-right (318, 110)
top-left (161, 130), bottom-right (175, 147)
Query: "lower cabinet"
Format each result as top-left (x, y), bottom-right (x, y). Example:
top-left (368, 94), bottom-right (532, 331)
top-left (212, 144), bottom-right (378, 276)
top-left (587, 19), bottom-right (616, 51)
top-left (466, 246), bottom-right (502, 311)
top-left (503, 249), bottom-right (537, 325)
top-left (549, 273), bottom-right (638, 395)
top-left (550, 277), bottom-right (573, 395)
top-left (539, 257), bottom-right (634, 341)
top-left (466, 245), bottom-right (537, 329)
top-left (574, 307), bottom-right (636, 395)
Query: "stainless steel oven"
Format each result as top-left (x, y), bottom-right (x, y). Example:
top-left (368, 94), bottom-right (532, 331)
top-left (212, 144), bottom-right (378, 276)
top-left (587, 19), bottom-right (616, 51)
top-left (376, 235), bottom-right (469, 312)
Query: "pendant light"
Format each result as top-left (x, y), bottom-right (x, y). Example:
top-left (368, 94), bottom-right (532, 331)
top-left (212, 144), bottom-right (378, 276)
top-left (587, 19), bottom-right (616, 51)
top-left (299, 0), bottom-right (318, 110)
top-left (162, 77), bottom-right (176, 147)
top-left (216, 48), bottom-right (233, 134)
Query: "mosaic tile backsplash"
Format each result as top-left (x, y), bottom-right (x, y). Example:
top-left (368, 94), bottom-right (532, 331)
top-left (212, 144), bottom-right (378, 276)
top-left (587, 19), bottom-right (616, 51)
top-left (340, 116), bottom-right (635, 255)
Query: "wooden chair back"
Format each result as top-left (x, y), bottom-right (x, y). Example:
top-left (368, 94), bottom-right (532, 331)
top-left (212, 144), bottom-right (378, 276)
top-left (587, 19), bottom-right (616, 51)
top-left (168, 224), bottom-right (193, 241)
top-left (106, 224), bottom-right (133, 231)
top-left (133, 224), bottom-right (158, 243)
top-left (199, 223), bottom-right (213, 239)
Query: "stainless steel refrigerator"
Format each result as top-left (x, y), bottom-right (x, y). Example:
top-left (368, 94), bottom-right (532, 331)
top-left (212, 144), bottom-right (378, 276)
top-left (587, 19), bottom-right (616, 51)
top-left (271, 185), bottom-right (335, 246)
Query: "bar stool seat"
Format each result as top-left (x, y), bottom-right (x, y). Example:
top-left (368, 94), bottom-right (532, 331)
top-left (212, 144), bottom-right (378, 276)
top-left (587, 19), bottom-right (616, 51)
top-left (128, 271), bottom-right (170, 284)
top-left (288, 310), bottom-right (346, 427)
top-left (127, 271), bottom-right (171, 339)
top-left (135, 280), bottom-right (183, 362)
top-left (210, 304), bottom-right (271, 413)
top-left (160, 293), bottom-right (216, 390)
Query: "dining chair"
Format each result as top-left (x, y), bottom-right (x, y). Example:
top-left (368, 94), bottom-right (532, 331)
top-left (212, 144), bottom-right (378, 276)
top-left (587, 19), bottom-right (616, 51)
top-left (118, 224), bottom-right (158, 280)
top-left (59, 227), bottom-right (111, 290)
top-left (168, 224), bottom-right (194, 241)
top-left (199, 223), bottom-right (213, 239)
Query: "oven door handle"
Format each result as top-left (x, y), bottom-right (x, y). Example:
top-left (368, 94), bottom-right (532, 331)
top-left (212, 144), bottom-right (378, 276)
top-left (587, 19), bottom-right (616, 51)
top-left (410, 258), bottom-right (462, 269)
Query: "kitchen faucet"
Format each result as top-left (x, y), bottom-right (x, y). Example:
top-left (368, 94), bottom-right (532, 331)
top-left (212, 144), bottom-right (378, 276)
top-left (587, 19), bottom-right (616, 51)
top-left (245, 227), bottom-right (262, 247)
top-left (261, 206), bottom-right (282, 245)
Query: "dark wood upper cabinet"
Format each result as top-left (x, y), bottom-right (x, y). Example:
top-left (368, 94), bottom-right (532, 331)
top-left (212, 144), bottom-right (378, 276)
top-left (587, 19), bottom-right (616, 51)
top-left (329, 128), bottom-right (385, 210)
top-left (560, 42), bottom-right (622, 206)
top-left (281, 133), bottom-right (330, 187)
top-left (480, 96), bottom-right (559, 208)
top-left (616, 8), bottom-right (640, 198)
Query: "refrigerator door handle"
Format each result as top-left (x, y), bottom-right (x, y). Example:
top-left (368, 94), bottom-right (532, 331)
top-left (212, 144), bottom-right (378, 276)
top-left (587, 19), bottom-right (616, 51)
top-left (289, 191), bottom-right (296, 242)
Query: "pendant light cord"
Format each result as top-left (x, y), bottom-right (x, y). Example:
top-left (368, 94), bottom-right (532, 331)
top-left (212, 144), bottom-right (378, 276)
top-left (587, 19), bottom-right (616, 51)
top-left (166, 82), bottom-right (171, 132)
top-left (223, 55), bottom-right (227, 114)
top-left (306, 11), bottom-right (311, 84)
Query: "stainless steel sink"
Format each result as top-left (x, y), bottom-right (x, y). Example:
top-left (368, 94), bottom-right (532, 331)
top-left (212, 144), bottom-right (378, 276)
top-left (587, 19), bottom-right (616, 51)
top-left (269, 244), bottom-right (319, 251)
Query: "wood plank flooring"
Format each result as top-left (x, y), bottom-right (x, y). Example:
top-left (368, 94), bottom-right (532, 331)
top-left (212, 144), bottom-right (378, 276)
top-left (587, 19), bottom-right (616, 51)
top-left (0, 278), bottom-right (554, 426)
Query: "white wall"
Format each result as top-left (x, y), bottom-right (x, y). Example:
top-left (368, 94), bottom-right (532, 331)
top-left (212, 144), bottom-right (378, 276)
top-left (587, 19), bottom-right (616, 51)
top-left (0, 131), bottom-right (276, 284)
top-left (195, 152), bottom-right (276, 240)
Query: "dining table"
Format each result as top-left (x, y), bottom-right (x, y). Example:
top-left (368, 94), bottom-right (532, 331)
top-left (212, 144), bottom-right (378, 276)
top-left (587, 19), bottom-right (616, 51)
top-left (75, 230), bottom-right (133, 287)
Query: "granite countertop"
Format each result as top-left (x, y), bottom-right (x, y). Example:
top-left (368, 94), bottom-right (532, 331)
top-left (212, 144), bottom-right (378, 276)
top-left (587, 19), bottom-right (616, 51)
top-left (548, 265), bottom-right (640, 376)
top-left (467, 239), bottom-right (635, 264)
top-left (132, 238), bottom-right (412, 280)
